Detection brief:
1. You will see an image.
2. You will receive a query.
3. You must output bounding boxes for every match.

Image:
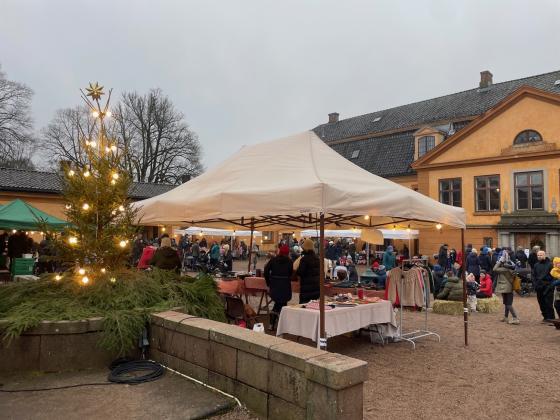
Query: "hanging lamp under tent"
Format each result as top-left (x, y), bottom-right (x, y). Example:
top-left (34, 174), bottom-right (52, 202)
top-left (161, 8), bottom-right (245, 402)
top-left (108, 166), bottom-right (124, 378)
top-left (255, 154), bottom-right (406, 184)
top-left (132, 131), bottom-right (467, 348)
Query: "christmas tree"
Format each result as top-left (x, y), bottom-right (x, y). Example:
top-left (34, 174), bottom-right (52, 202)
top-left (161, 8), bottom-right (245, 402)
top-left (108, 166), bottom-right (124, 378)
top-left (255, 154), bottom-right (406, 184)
top-left (57, 82), bottom-right (137, 284)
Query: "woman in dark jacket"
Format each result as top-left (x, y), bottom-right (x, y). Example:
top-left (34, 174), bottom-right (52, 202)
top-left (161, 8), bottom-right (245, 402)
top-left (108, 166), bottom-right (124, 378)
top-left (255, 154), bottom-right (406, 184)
top-left (149, 237), bottom-right (181, 272)
top-left (466, 250), bottom-right (480, 278)
top-left (264, 245), bottom-right (293, 329)
top-left (297, 239), bottom-right (320, 304)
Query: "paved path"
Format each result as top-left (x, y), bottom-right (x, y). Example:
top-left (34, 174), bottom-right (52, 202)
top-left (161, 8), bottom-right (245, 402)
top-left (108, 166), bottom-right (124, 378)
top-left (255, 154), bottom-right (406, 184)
top-left (0, 368), bottom-right (237, 420)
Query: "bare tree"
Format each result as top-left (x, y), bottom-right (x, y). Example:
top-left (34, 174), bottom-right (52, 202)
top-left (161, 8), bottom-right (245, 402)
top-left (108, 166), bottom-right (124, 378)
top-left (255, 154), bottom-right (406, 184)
top-left (41, 105), bottom-right (97, 167)
top-left (114, 89), bottom-right (202, 184)
top-left (41, 88), bottom-right (203, 184)
top-left (0, 65), bottom-right (34, 163)
top-left (0, 141), bottom-right (35, 170)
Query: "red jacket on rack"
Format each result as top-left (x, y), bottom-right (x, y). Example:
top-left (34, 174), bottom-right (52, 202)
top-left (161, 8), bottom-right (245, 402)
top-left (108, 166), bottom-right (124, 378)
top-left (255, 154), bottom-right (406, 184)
top-left (478, 274), bottom-right (492, 297)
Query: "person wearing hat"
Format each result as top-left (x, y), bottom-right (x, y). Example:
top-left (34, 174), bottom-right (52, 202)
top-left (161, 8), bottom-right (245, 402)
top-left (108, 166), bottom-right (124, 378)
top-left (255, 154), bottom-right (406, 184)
top-left (149, 237), bottom-right (181, 272)
top-left (325, 240), bottom-right (337, 277)
top-left (478, 246), bottom-right (493, 276)
top-left (382, 245), bottom-right (396, 271)
top-left (494, 251), bottom-right (519, 324)
top-left (297, 239), bottom-right (320, 303)
top-left (346, 256), bottom-right (359, 283)
top-left (264, 244), bottom-right (293, 330)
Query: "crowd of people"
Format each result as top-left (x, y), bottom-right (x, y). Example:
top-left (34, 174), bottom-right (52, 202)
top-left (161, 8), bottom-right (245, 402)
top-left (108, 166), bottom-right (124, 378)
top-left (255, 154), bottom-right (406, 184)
top-left (433, 242), bottom-right (560, 326)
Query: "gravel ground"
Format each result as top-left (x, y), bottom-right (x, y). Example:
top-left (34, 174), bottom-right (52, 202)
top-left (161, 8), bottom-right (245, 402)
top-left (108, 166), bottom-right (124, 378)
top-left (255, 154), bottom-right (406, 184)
top-left (215, 289), bottom-right (560, 419)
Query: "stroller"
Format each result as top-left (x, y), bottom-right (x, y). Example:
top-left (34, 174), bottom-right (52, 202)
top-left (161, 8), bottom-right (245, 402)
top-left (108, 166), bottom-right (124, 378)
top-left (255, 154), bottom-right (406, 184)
top-left (514, 266), bottom-right (533, 296)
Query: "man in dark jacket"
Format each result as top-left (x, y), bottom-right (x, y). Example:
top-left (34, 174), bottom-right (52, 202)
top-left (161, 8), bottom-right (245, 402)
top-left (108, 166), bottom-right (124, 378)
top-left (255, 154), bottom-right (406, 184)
top-left (264, 245), bottom-right (293, 329)
top-left (297, 239), bottom-right (320, 304)
top-left (532, 250), bottom-right (555, 321)
top-left (528, 246), bottom-right (540, 269)
top-left (437, 244), bottom-right (449, 271)
top-left (478, 247), bottom-right (493, 276)
top-left (149, 237), bottom-right (181, 272)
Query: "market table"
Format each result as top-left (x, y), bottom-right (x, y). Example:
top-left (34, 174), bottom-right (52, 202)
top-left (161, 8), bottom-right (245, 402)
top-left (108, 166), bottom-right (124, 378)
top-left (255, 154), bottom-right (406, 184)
top-left (216, 279), bottom-right (245, 296)
top-left (325, 286), bottom-right (384, 299)
top-left (276, 299), bottom-right (397, 348)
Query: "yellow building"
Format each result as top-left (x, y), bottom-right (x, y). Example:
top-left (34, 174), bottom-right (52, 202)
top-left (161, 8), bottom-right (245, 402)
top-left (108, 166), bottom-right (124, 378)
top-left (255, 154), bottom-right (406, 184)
top-left (314, 70), bottom-right (560, 257)
top-left (0, 167), bottom-right (174, 239)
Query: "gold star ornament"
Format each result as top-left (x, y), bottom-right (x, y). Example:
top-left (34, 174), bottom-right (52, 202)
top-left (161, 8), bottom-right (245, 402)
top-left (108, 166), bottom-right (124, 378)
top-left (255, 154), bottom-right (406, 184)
top-left (85, 82), bottom-right (104, 101)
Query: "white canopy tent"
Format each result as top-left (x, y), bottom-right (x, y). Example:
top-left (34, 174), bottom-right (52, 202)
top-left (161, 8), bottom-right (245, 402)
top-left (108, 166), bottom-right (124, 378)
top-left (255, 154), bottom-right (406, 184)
top-left (133, 131), bottom-right (467, 347)
top-left (174, 227), bottom-right (262, 237)
top-left (299, 228), bottom-right (419, 240)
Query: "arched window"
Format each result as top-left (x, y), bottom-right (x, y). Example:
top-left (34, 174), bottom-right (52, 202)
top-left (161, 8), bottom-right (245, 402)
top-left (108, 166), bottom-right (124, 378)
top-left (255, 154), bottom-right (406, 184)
top-left (514, 130), bottom-right (542, 145)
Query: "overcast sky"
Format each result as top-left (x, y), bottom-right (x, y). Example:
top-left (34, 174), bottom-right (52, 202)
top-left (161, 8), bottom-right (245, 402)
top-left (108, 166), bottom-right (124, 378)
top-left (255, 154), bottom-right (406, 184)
top-left (1, 0), bottom-right (559, 170)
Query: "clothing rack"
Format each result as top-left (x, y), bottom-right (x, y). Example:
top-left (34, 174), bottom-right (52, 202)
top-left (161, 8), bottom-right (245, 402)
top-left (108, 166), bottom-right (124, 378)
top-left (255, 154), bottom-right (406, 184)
top-left (395, 265), bottom-right (440, 349)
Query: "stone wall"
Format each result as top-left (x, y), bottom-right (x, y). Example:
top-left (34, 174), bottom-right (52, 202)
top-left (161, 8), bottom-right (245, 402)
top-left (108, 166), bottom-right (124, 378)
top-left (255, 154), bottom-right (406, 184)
top-left (0, 317), bottom-right (117, 372)
top-left (149, 311), bottom-right (367, 419)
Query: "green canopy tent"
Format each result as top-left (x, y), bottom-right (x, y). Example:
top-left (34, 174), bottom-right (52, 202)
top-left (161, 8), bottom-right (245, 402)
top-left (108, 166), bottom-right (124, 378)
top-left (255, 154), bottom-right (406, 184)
top-left (0, 199), bottom-right (69, 231)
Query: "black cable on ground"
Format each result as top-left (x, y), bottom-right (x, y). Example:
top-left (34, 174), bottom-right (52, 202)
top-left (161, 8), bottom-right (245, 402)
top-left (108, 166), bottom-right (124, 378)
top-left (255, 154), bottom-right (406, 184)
top-left (0, 382), bottom-right (118, 393)
top-left (107, 360), bottom-right (165, 384)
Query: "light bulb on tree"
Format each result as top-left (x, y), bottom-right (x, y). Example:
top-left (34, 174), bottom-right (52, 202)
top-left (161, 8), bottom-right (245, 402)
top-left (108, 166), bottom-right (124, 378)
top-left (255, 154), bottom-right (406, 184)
top-left (119, 240), bottom-right (127, 248)
top-left (68, 170), bottom-right (75, 177)
top-left (55, 274), bottom-right (62, 281)
top-left (92, 111), bottom-right (99, 118)
top-left (118, 205), bottom-right (125, 212)
top-left (101, 268), bottom-right (106, 274)
top-left (81, 276), bottom-right (89, 285)
top-left (106, 111), bottom-right (112, 118)
top-left (89, 141), bottom-right (97, 148)
top-left (112, 173), bottom-right (119, 180)
top-left (110, 277), bottom-right (116, 283)
top-left (110, 145), bottom-right (117, 152)
top-left (82, 203), bottom-right (90, 211)
top-left (69, 236), bottom-right (78, 245)
top-left (65, 204), bottom-right (72, 210)
top-left (78, 268), bottom-right (86, 275)
top-left (84, 170), bottom-right (91, 178)
top-left (110, 179), bottom-right (116, 185)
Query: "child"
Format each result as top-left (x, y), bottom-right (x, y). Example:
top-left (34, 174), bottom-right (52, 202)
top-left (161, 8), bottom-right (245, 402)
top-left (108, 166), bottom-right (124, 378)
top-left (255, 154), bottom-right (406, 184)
top-left (466, 273), bottom-right (480, 312)
top-left (550, 257), bottom-right (560, 318)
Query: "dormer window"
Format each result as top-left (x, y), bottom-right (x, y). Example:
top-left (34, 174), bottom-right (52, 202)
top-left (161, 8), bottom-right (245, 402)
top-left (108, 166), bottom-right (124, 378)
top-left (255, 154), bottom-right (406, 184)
top-left (514, 130), bottom-right (542, 145)
top-left (418, 136), bottom-right (435, 157)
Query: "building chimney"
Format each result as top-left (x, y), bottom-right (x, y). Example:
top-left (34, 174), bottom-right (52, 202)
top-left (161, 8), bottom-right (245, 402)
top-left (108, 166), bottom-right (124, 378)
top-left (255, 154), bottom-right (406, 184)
top-left (328, 112), bottom-right (339, 124)
top-left (479, 70), bottom-right (493, 89)
top-left (180, 174), bottom-right (191, 183)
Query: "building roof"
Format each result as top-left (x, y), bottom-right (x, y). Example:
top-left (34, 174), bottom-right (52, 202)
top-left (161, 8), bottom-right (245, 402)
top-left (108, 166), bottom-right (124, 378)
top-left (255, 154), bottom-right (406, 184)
top-left (314, 70), bottom-right (560, 142)
top-left (0, 167), bottom-right (176, 199)
top-left (313, 70), bottom-right (560, 177)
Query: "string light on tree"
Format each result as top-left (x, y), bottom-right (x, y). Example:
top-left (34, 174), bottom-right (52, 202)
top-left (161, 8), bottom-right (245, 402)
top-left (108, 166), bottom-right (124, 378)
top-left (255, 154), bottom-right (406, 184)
top-left (55, 274), bottom-right (62, 281)
top-left (65, 204), bottom-right (72, 210)
top-left (110, 277), bottom-right (116, 283)
top-left (84, 170), bottom-right (91, 178)
top-left (101, 268), bottom-right (106, 274)
top-left (119, 240), bottom-right (127, 248)
top-left (68, 170), bottom-right (75, 177)
top-left (78, 268), bottom-right (86, 275)
top-left (82, 203), bottom-right (90, 211)
top-left (69, 236), bottom-right (78, 245)
top-left (118, 205), bottom-right (125, 212)
top-left (81, 276), bottom-right (90, 285)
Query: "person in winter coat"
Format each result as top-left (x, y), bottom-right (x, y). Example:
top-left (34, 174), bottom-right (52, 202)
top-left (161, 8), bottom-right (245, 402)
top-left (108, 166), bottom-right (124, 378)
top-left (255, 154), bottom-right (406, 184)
top-left (494, 252), bottom-right (519, 324)
top-left (477, 270), bottom-right (493, 298)
top-left (436, 273), bottom-right (463, 301)
top-left (432, 264), bottom-right (446, 298)
top-left (437, 244), bottom-right (449, 271)
top-left (514, 246), bottom-right (528, 268)
top-left (346, 256), bottom-right (359, 283)
top-left (528, 245), bottom-right (540, 269)
top-left (549, 257), bottom-right (560, 319)
top-left (382, 245), bottom-right (396, 271)
top-left (264, 245), bottom-right (293, 329)
top-left (478, 247), bottom-right (493, 275)
top-left (149, 237), bottom-right (181, 272)
top-left (222, 244), bottom-right (233, 272)
top-left (532, 250), bottom-right (555, 321)
top-left (297, 239), bottom-right (320, 304)
top-left (466, 249), bottom-right (480, 278)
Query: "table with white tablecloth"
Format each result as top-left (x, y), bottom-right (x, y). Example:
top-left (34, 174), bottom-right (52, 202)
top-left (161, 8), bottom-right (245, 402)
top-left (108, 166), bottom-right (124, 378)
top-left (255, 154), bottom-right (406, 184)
top-left (276, 300), bottom-right (397, 348)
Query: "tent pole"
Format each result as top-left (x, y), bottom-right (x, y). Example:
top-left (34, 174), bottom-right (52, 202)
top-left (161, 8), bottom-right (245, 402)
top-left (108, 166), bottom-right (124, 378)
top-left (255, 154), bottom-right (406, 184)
top-left (461, 228), bottom-right (468, 346)
top-left (248, 218), bottom-right (255, 273)
top-left (319, 213), bottom-right (326, 350)
top-left (366, 242), bottom-right (370, 267)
